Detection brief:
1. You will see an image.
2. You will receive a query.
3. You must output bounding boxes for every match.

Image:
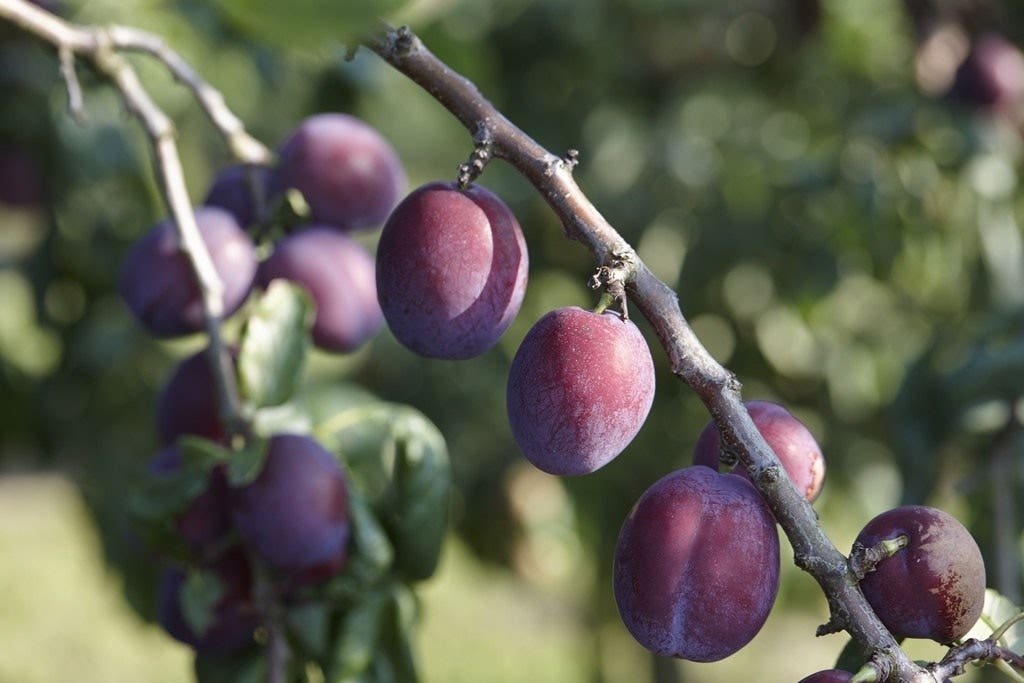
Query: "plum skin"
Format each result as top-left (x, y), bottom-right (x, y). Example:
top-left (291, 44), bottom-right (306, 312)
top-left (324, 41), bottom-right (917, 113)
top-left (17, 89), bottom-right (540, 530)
top-left (149, 444), bottom-right (230, 553)
top-left (156, 547), bottom-right (259, 654)
top-left (118, 206), bottom-right (257, 337)
top-left (257, 226), bottom-right (383, 353)
top-left (269, 113), bottom-right (405, 230)
top-left (155, 348), bottom-right (233, 445)
top-left (855, 505), bottom-right (986, 644)
top-left (229, 434), bottom-right (350, 570)
top-left (613, 466), bottom-right (780, 662)
top-left (203, 164), bottom-right (268, 228)
top-left (693, 400), bottom-right (825, 502)
top-left (506, 306), bottom-right (655, 476)
top-left (376, 181), bottom-right (529, 360)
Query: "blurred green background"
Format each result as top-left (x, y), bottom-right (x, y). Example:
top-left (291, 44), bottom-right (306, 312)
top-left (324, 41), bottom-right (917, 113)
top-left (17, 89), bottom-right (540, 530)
top-left (1, 0), bottom-right (1024, 681)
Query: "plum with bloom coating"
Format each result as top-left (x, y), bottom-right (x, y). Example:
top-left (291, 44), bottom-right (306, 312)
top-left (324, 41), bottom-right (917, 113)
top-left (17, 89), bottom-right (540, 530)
top-left (377, 181), bottom-right (528, 359)
top-left (613, 466), bottom-right (780, 661)
top-left (507, 307), bottom-right (654, 476)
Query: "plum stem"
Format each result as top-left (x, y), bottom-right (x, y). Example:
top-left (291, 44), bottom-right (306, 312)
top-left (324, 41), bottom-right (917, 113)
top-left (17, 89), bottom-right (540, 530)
top-left (366, 23), bottom-right (932, 682)
top-left (849, 535), bottom-right (910, 581)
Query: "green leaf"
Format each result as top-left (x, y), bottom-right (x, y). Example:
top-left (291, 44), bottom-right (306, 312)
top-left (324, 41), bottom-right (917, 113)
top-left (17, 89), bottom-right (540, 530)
top-left (347, 486), bottom-right (395, 581)
top-left (388, 408), bottom-right (449, 581)
top-left (194, 647), bottom-right (264, 683)
top-left (227, 438), bottom-right (270, 487)
top-left (287, 602), bottom-right (333, 662)
top-left (238, 279), bottom-right (313, 409)
top-left (318, 403), bottom-right (450, 581)
top-left (211, 0), bottom-right (408, 52)
top-left (129, 438), bottom-right (230, 524)
top-left (327, 589), bottom-right (390, 680)
top-left (963, 588), bottom-right (1024, 652)
top-left (181, 567), bottom-right (224, 638)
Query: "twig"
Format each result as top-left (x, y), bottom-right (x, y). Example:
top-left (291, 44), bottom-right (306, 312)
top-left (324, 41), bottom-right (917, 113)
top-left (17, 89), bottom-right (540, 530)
top-left (366, 25), bottom-right (930, 681)
top-left (0, 0), bottom-right (256, 438)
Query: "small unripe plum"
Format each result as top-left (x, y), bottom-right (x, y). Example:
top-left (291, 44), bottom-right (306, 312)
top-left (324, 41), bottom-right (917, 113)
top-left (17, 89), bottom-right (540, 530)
top-left (376, 181), bottom-right (529, 359)
top-left (257, 226), bottom-right (383, 353)
top-left (229, 434), bottom-right (349, 570)
top-left (797, 671), bottom-right (853, 683)
top-left (613, 466), bottom-right (780, 661)
top-left (149, 445), bottom-right (230, 552)
top-left (155, 349), bottom-right (228, 445)
top-left (506, 307), bottom-right (655, 476)
top-left (854, 505), bottom-right (986, 644)
top-left (156, 547), bottom-right (258, 653)
top-left (118, 207), bottom-right (257, 337)
top-left (269, 113), bottom-right (405, 230)
top-left (203, 164), bottom-right (268, 228)
top-left (693, 400), bottom-right (825, 502)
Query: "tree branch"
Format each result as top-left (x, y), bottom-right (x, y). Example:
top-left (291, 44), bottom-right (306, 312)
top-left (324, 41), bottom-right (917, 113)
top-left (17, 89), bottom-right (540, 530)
top-left (367, 25), bottom-right (930, 682)
top-left (0, 0), bottom-right (260, 438)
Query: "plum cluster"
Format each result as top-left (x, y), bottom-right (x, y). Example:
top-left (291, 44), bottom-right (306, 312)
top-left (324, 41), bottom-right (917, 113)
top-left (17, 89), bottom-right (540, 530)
top-left (612, 399), bottom-right (987, 673)
top-left (116, 112), bottom-right (419, 654)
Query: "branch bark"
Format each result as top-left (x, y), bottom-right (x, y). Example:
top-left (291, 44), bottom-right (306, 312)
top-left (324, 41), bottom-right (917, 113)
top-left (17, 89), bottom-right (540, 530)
top-left (367, 25), bottom-right (930, 682)
top-left (0, 0), bottom-right (266, 439)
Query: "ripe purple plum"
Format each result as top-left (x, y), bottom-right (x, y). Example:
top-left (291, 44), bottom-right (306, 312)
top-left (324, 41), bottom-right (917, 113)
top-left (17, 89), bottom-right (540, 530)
top-left (613, 466), bottom-right (780, 661)
top-left (506, 307), bottom-right (654, 476)
top-left (203, 164), bottom-right (268, 228)
top-left (156, 547), bottom-right (259, 653)
top-left (269, 113), bottom-right (405, 230)
top-left (118, 207), bottom-right (257, 337)
top-left (155, 349), bottom-right (229, 446)
top-left (693, 400), bottom-right (825, 502)
top-left (376, 181), bottom-right (529, 359)
top-left (229, 434), bottom-right (350, 570)
top-left (257, 226), bottom-right (383, 353)
top-left (797, 671), bottom-right (853, 683)
top-left (149, 444), bottom-right (230, 552)
top-left (854, 505), bottom-right (986, 644)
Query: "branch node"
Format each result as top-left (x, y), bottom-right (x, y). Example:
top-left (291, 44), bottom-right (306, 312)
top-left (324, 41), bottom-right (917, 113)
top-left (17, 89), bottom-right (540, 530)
top-left (589, 249), bottom-right (637, 320)
top-left (563, 148), bottom-right (579, 171)
top-left (58, 45), bottom-right (85, 123)
top-left (393, 25), bottom-right (416, 55)
top-left (457, 133), bottom-right (493, 189)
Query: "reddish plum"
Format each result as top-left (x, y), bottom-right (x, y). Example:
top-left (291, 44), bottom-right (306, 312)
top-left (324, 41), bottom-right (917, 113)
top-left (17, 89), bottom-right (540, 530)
top-left (613, 466), bottom-right (780, 661)
top-left (257, 226), bottom-right (383, 353)
top-left (693, 400), bottom-right (825, 502)
top-left (229, 434), bottom-right (349, 570)
top-left (118, 207), bottom-right (257, 337)
top-left (506, 307), bottom-right (654, 476)
top-left (854, 505), bottom-right (986, 644)
top-left (376, 181), bottom-right (528, 359)
top-left (269, 113), bottom-right (405, 230)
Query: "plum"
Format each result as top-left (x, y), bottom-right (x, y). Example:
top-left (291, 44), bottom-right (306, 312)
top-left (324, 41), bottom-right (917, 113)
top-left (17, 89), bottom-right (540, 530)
top-left (949, 33), bottom-right (1024, 113)
top-left (118, 206), bottom-right (257, 337)
top-left (506, 307), bottom-right (654, 476)
top-left (854, 505), bottom-right (986, 644)
top-left (155, 349), bottom-right (228, 446)
top-left (376, 181), bottom-right (529, 359)
top-left (257, 226), bottom-right (383, 353)
top-left (693, 400), bottom-right (825, 502)
top-left (149, 444), bottom-right (230, 553)
top-left (613, 466), bottom-right (780, 661)
top-left (229, 434), bottom-right (350, 570)
top-left (203, 164), bottom-right (268, 229)
top-left (269, 113), bottom-right (405, 230)
top-left (156, 547), bottom-right (259, 653)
